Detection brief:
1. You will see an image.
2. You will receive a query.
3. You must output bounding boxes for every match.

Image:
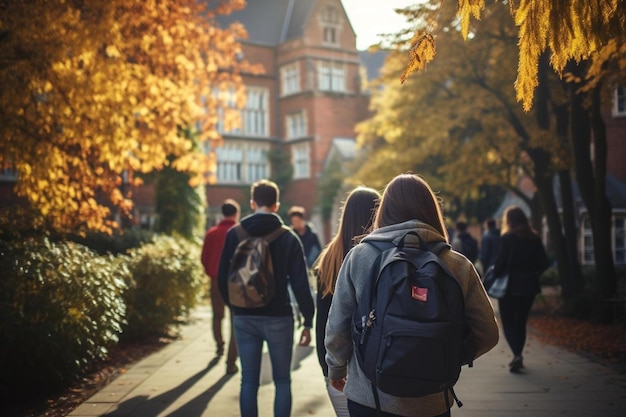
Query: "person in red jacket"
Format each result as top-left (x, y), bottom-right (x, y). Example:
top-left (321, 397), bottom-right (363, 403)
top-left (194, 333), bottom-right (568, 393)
top-left (201, 199), bottom-right (240, 374)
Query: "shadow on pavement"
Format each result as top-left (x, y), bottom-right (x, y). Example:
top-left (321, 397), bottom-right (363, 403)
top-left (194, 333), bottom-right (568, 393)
top-left (103, 357), bottom-right (221, 417)
top-left (164, 373), bottom-right (235, 417)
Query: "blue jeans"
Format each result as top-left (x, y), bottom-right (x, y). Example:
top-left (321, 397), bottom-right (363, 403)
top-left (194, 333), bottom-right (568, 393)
top-left (234, 315), bottom-right (294, 417)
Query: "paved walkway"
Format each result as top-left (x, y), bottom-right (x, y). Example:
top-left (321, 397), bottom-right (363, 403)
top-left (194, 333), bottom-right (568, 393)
top-left (69, 305), bottom-right (626, 417)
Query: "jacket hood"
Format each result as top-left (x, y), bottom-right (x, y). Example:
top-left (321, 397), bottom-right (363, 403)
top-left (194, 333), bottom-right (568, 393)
top-left (240, 212), bottom-right (285, 236)
top-left (362, 220), bottom-right (448, 246)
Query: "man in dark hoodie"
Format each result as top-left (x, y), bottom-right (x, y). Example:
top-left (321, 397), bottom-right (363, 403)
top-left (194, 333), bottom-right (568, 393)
top-left (218, 179), bottom-right (314, 417)
top-left (287, 205), bottom-right (322, 268)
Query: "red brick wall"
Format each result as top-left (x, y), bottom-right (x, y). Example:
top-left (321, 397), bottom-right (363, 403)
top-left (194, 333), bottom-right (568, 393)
top-left (604, 110), bottom-right (626, 183)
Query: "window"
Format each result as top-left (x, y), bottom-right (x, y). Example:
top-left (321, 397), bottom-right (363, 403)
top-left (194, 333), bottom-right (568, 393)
top-left (216, 144), bottom-right (243, 184)
top-left (318, 61), bottom-right (345, 92)
top-left (614, 86), bottom-right (626, 116)
top-left (242, 88), bottom-right (269, 137)
top-left (214, 87), bottom-right (269, 137)
top-left (615, 217), bottom-right (626, 264)
top-left (245, 146), bottom-right (270, 183)
top-left (292, 142), bottom-right (310, 179)
top-left (320, 5), bottom-right (340, 46)
top-left (281, 63), bottom-right (300, 96)
top-left (215, 143), bottom-right (270, 184)
top-left (323, 27), bottom-right (337, 44)
top-left (286, 111), bottom-right (307, 139)
top-left (581, 216), bottom-right (594, 264)
top-left (214, 87), bottom-right (238, 134)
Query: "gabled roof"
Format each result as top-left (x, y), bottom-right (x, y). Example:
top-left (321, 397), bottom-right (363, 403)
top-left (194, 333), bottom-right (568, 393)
top-left (216, 0), bottom-right (317, 46)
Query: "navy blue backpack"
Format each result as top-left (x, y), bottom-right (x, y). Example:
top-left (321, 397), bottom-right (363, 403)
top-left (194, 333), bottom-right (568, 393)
top-left (352, 232), bottom-right (475, 410)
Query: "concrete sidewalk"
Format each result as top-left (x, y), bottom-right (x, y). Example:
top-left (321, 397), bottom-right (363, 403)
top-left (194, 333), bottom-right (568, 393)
top-left (69, 305), bottom-right (626, 417)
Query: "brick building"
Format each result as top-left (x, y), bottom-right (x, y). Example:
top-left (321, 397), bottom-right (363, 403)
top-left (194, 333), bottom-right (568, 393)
top-left (205, 0), bottom-right (371, 241)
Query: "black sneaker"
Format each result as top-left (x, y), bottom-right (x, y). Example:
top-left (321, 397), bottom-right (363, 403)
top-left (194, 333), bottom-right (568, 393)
top-left (509, 357), bottom-right (524, 373)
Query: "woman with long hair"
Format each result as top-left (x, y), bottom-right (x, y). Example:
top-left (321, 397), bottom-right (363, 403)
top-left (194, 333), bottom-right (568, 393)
top-left (325, 173), bottom-right (499, 417)
top-left (493, 206), bottom-right (549, 372)
top-left (315, 186), bottom-right (380, 416)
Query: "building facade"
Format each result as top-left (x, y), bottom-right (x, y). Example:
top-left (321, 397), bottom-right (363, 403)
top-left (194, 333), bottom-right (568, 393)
top-left (207, 0), bottom-right (371, 241)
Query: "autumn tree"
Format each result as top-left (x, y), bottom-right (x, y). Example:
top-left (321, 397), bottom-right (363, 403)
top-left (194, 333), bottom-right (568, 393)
top-left (399, 0), bottom-right (624, 319)
top-left (356, 0), bottom-right (587, 293)
top-left (0, 0), bottom-right (255, 234)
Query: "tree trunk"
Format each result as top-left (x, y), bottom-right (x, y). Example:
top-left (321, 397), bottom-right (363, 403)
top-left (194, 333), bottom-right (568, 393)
top-left (553, 98), bottom-right (585, 297)
top-left (530, 52), bottom-right (570, 291)
top-left (590, 85), bottom-right (618, 320)
top-left (568, 62), bottom-right (618, 322)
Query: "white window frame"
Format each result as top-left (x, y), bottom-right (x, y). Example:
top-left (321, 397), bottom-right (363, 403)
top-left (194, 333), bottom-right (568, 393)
top-left (214, 87), bottom-right (239, 134)
top-left (318, 61), bottom-right (345, 92)
top-left (581, 216), bottom-right (594, 265)
top-left (214, 87), bottom-right (269, 137)
top-left (242, 87), bottom-right (269, 137)
top-left (281, 62), bottom-right (300, 96)
top-left (215, 143), bottom-right (271, 184)
top-left (216, 144), bottom-right (243, 184)
top-left (245, 145), bottom-right (270, 183)
top-left (614, 86), bottom-right (626, 117)
top-left (286, 111), bottom-right (307, 139)
top-left (292, 142), bottom-right (310, 179)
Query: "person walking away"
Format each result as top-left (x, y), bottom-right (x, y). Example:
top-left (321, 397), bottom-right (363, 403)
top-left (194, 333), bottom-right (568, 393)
top-left (218, 180), bottom-right (315, 417)
top-left (288, 206), bottom-right (322, 268)
top-left (325, 173), bottom-right (499, 417)
top-left (480, 218), bottom-right (501, 271)
top-left (314, 186), bottom-right (380, 417)
top-left (492, 206), bottom-right (549, 373)
top-left (451, 221), bottom-right (479, 264)
top-left (201, 199), bottom-right (240, 374)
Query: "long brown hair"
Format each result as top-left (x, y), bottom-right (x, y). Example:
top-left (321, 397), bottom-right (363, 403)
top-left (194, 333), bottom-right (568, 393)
top-left (316, 186), bottom-right (380, 297)
top-left (373, 173), bottom-right (448, 241)
top-left (501, 205), bottom-right (536, 237)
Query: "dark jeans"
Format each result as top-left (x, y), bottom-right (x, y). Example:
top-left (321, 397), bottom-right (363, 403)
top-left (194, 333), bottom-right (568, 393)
top-left (498, 294), bottom-right (535, 357)
top-left (347, 399), bottom-right (451, 417)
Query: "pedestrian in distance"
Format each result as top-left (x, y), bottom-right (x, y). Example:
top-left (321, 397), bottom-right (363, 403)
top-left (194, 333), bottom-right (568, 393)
top-left (314, 186), bottom-right (380, 417)
top-left (201, 199), bottom-right (240, 374)
top-left (325, 173), bottom-right (499, 417)
top-left (288, 205), bottom-right (322, 269)
top-left (492, 206), bottom-right (549, 373)
top-left (217, 179), bottom-right (315, 417)
top-left (451, 221), bottom-right (479, 265)
top-left (480, 218), bottom-right (501, 272)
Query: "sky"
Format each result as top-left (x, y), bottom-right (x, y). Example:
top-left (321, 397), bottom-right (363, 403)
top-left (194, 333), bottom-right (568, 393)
top-left (340, 0), bottom-right (418, 50)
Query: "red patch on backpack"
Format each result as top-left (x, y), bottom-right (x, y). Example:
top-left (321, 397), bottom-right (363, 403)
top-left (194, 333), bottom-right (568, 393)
top-left (412, 286), bottom-right (428, 302)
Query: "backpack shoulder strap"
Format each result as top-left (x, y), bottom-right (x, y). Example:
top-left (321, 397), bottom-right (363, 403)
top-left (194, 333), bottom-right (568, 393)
top-left (263, 225), bottom-right (289, 243)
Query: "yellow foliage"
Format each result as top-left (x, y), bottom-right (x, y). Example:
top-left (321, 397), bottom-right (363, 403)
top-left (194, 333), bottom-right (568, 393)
top-left (404, 0), bottom-right (624, 111)
top-left (0, 0), bottom-right (251, 233)
top-left (400, 32), bottom-right (436, 83)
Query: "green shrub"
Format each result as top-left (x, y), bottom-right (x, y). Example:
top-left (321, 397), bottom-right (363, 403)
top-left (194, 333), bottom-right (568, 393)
top-left (122, 235), bottom-right (206, 340)
top-left (0, 238), bottom-right (128, 402)
top-left (69, 229), bottom-right (155, 255)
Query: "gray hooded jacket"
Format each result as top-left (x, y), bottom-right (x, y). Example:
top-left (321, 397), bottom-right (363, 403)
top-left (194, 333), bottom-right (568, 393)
top-left (325, 220), bottom-right (499, 416)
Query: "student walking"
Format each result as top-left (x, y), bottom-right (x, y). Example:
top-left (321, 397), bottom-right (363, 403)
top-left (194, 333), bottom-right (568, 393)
top-left (314, 186), bottom-right (380, 417)
top-left (492, 206), bottom-right (549, 373)
top-left (288, 205), bottom-right (322, 269)
top-left (217, 180), bottom-right (315, 417)
top-left (325, 173), bottom-right (499, 417)
top-left (480, 218), bottom-right (501, 271)
top-left (201, 199), bottom-right (240, 374)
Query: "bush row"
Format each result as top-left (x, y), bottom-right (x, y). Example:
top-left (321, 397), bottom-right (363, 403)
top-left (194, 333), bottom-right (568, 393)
top-left (0, 235), bottom-right (206, 403)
